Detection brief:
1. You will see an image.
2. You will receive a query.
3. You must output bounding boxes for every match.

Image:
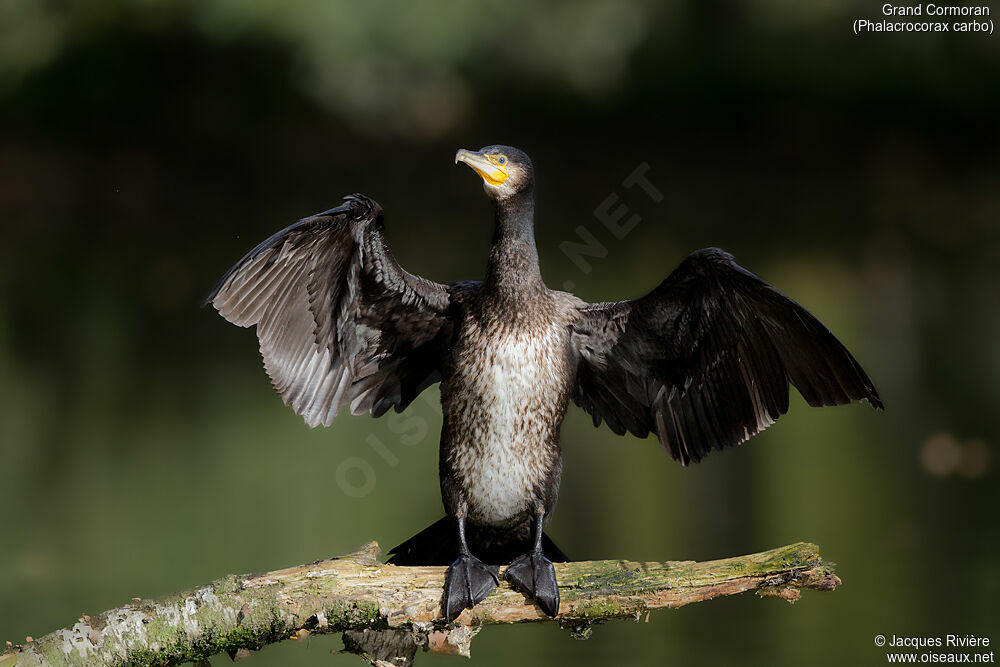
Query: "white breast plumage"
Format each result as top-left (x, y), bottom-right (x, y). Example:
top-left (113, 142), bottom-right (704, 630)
top-left (445, 324), bottom-right (567, 526)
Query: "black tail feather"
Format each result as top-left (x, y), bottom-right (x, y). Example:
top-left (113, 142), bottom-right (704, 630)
top-left (387, 517), bottom-right (568, 566)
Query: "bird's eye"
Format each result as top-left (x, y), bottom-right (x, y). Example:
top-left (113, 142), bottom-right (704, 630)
top-left (498, 156), bottom-right (507, 165)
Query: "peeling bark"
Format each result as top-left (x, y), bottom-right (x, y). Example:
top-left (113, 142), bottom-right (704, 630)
top-left (1, 541), bottom-right (840, 666)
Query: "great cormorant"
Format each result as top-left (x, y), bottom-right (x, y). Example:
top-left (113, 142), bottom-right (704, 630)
top-left (207, 145), bottom-right (882, 621)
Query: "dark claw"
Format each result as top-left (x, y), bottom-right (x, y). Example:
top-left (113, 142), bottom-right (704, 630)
top-left (444, 553), bottom-right (500, 622)
top-left (505, 551), bottom-right (560, 617)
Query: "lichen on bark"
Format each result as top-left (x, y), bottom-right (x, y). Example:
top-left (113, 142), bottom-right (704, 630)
top-left (2, 541), bottom-right (840, 666)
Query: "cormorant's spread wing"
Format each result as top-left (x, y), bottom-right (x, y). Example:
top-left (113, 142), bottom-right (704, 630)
top-left (207, 194), bottom-right (452, 426)
top-left (570, 248), bottom-right (882, 465)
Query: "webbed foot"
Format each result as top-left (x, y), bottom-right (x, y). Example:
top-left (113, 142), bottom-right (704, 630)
top-left (444, 553), bottom-right (500, 622)
top-left (505, 551), bottom-right (560, 617)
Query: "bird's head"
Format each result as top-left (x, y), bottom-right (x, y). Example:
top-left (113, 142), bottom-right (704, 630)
top-left (455, 145), bottom-right (533, 201)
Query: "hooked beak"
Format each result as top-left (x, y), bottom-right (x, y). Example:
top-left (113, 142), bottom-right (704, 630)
top-left (455, 148), bottom-right (508, 186)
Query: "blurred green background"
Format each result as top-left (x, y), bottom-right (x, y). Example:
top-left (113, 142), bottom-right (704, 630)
top-left (1, 1), bottom-right (998, 665)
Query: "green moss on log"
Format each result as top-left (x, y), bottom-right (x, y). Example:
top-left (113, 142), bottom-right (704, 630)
top-left (1, 541), bottom-right (838, 667)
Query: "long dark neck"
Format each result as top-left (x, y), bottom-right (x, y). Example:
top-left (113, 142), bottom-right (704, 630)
top-left (484, 187), bottom-right (543, 296)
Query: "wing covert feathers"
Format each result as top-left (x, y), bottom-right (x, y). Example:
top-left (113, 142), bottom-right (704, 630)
top-left (571, 247), bottom-right (882, 465)
top-left (208, 194), bottom-right (452, 427)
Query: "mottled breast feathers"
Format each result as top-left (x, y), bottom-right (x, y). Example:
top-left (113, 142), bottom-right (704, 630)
top-left (570, 248), bottom-right (883, 466)
top-left (207, 194), bottom-right (453, 426)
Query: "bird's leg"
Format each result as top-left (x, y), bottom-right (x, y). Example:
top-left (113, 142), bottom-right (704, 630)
top-left (504, 512), bottom-right (560, 617)
top-left (443, 516), bottom-right (499, 622)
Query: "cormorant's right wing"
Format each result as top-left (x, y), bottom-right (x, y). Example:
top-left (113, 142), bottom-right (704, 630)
top-left (207, 194), bottom-right (453, 427)
top-left (569, 248), bottom-right (882, 465)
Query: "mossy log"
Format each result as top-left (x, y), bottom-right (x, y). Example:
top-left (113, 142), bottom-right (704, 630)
top-left (1, 541), bottom-right (840, 667)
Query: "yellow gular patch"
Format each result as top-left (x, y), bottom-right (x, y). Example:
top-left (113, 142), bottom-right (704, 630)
top-left (481, 167), bottom-right (508, 186)
top-left (482, 156), bottom-right (509, 185)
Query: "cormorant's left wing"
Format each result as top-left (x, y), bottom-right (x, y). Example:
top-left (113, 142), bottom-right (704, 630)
top-left (569, 247), bottom-right (882, 465)
top-left (207, 194), bottom-right (452, 427)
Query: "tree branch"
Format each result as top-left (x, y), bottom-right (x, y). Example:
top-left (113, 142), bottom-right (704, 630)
top-left (1, 541), bottom-right (840, 667)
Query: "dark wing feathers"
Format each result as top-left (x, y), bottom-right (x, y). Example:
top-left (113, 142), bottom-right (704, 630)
top-left (571, 247), bottom-right (882, 465)
top-left (208, 194), bottom-right (452, 427)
